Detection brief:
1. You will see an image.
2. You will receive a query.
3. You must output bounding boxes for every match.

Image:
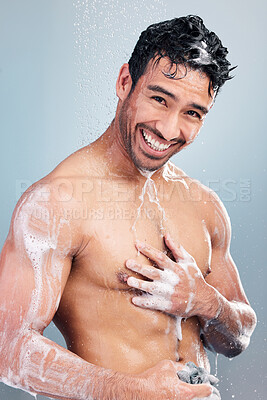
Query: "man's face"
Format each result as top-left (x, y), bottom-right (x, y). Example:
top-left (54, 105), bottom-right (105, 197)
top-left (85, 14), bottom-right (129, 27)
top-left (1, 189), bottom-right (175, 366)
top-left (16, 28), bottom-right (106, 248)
top-left (118, 58), bottom-right (214, 172)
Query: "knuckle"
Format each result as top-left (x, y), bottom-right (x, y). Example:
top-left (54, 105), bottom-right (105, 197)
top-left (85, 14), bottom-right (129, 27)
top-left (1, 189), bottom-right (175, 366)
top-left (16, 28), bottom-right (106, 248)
top-left (155, 251), bottom-right (164, 261)
top-left (151, 269), bottom-right (161, 279)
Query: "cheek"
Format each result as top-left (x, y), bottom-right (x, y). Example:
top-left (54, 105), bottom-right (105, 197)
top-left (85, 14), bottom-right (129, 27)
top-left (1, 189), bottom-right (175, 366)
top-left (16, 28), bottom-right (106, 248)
top-left (184, 123), bottom-right (202, 144)
top-left (134, 100), bottom-right (159, 123)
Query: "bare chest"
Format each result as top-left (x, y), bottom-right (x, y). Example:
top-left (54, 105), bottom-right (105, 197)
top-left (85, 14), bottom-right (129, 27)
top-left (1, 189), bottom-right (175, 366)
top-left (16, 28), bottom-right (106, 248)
top-left (75, 178), bottom-right (211, 289)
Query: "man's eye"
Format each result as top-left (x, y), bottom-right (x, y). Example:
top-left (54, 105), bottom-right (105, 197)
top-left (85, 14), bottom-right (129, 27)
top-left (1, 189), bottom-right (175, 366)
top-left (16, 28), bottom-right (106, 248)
top-left (152, 96), bottom-right (166, 106)
top-left (187, 110), bottom-right (201, 119)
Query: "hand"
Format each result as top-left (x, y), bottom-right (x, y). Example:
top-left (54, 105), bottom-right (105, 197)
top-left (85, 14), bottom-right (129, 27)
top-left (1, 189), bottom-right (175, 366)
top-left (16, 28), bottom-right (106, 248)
top-left (126, 233), bottom-right (209, 318)
top-left (138, 359), bottom-right (213, 400)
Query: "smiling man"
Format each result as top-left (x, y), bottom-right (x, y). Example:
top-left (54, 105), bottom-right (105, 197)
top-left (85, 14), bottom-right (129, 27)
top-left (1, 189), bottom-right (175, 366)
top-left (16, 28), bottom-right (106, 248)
top-left (0, 15), bottom-right (256, 400)
top-left (117, 58), bottom-right (212, 172)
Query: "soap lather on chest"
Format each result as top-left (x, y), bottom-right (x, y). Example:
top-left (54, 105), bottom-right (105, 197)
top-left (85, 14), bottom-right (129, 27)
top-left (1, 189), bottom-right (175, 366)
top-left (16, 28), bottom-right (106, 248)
top-left (84, 213), bottom-right (211, 292)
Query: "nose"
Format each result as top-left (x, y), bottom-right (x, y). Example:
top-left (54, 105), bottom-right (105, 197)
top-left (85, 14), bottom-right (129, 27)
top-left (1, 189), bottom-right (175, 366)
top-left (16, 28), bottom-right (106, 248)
top-left (155, 112), bottom-right (183, 142)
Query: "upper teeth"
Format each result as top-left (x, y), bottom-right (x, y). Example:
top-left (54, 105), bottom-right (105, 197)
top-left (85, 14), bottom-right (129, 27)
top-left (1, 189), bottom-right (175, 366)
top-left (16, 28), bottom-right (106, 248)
top-left (142, 130), bottom-right (171, 151)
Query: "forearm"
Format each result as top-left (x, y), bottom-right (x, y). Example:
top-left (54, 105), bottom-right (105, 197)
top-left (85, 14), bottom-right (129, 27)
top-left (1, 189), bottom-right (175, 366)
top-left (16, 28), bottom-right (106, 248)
top-left (198, 285), bottom-right (257, 357)
top-left (0, 330), bottom-right (140, 400)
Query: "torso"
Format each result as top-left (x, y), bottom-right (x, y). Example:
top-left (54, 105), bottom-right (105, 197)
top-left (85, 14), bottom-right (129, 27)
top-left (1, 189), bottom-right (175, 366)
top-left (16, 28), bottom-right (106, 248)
top-left (53, 146), bottom-right (212, 374)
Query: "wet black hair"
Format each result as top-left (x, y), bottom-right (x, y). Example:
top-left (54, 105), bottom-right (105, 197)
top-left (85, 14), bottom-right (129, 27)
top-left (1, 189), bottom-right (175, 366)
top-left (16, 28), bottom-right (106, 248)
top-left (128, 15), bottom-right (236, 96)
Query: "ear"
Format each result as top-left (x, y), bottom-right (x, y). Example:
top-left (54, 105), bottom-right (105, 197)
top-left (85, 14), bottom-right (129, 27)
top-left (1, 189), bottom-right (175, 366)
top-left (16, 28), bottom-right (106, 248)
top-left (116, 63), bottom-right (133, 101)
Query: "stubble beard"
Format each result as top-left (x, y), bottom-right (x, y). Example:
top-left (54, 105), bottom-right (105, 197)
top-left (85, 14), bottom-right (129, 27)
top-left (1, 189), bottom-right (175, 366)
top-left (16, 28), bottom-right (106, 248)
top-left (118, 99), bottom-right (173, 173)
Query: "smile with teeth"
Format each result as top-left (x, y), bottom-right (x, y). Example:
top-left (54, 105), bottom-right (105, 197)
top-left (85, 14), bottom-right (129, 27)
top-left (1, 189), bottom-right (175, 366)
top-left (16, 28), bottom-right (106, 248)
top-left (141, 129), bottom-right (172, 152)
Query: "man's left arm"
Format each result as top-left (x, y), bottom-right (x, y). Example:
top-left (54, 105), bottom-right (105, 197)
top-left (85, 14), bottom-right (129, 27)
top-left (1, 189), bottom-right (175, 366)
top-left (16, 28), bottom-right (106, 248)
top-left (125, 196), bottom-right (257, 358)
top-left (196, 194), bottom-right (257, 357)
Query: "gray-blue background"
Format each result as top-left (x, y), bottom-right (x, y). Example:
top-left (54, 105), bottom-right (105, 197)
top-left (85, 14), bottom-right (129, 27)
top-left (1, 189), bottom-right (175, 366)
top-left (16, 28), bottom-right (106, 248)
top-left (0, 0), bottom-right (266, 399)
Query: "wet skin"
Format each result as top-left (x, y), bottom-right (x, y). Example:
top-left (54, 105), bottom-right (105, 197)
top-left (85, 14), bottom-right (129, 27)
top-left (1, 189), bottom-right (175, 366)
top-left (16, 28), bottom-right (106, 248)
top-left (116, 59), bottom-right (213, 173)
top-left (0, 58), bottom-right (256, 399)
top-left (53, 161), bottom-right (212, 373)
top-left (53, 60), bottom-right (218, 373)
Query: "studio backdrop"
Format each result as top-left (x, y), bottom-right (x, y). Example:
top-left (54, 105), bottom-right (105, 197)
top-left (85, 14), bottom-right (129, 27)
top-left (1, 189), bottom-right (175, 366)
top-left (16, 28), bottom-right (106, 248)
top-left (0, 1), bottom-right (266, 399)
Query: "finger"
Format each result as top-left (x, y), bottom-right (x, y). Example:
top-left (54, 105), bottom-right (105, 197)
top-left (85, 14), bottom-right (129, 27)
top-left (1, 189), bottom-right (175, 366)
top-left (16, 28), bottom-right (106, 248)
top-left (131, 294), bottom-right (172, 312)
top-left (127, 262), bottom-right (181, 298)
top-left (125, 259), bottom-right (163, 280)
top-left (135, 240), bottom-right (171, 268)
top-left (127, 276), bottom-right (154, 293)
top-left (127, 276), bottom-right (172, 297)
top-left (164, 233), bottom-right (186, 262)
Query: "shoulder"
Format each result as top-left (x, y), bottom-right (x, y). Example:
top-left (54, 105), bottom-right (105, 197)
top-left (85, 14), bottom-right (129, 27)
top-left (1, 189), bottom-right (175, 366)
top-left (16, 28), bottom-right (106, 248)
top-left (10, 175), bottom-right (86, 257)
top-left (162, 162), bottom-right (213, 201)
top-left (23, 143), bottom-right (101, 207)
top-left (183, 178), bottom-right (231, 249)
top-left (7, 144), bottom-right (100, 257)
top-left (162, 162), bottom-right (213, 203)
top-left (164, 163), bottom-right (231, 248)
top-left (49, 143), bottom-right (101, 178)
top-left (162, 161), bottom-right (187, 182)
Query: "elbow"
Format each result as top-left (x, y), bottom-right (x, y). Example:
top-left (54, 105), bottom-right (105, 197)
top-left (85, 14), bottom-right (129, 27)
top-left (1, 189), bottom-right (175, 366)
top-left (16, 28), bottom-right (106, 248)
top-left (223, 339), bottom-right (247, 358)
top-left (202, 335), bottom-right (247, 358)
top-left (223, 331), bottom-right (253, 358)
top-left (205, 332), bottom-right (252, 358)
top-left (202, 305), bottom-right (257, 358)
top-left (223, 306), bottom-right (257, 358)
top-left (228, 307), bottom-right (258, 357)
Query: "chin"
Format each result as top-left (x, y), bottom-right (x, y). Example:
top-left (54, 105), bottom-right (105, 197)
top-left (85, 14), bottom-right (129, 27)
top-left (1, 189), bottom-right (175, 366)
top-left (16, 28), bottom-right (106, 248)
top-left (128, 138), bottom-right (179, 173)
top-left (133, 158), bottom-right (168, 173)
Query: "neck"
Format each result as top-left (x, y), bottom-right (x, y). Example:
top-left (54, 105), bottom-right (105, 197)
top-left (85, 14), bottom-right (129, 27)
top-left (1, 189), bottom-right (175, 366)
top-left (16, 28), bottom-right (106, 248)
top-left (97, 119), bottom-right (164, 181)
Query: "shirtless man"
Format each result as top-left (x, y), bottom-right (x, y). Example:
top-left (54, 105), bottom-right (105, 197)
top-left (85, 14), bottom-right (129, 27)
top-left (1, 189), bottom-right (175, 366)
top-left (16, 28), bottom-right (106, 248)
top-left (0, 15), bottom-right (256, 400)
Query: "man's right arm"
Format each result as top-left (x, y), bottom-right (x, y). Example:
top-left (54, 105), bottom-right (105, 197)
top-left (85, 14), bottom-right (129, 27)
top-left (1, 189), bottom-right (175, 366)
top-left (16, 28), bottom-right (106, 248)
top-left (0, 182), bottom-right (212, 400)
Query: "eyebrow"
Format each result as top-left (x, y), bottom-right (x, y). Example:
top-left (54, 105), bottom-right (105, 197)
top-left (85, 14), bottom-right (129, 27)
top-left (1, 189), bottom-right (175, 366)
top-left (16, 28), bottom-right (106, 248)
top-left (189, 103), bottom-right (209, 115)
top-left (147, 84), bottom-right (209, 115)
top-left (147, 84), bottom-right (177, 100)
